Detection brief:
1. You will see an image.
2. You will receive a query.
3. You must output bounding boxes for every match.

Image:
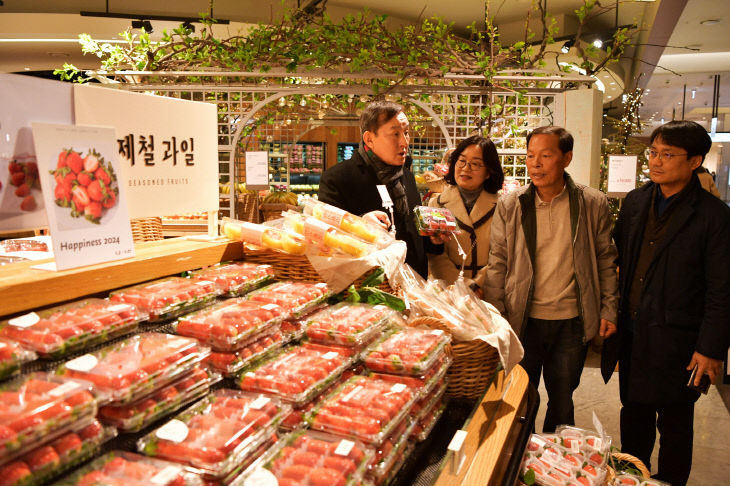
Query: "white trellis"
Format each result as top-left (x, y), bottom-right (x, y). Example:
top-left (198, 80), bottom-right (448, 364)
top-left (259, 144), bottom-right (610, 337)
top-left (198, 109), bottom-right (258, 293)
top-left (96, 70), bottom-right (594, 218)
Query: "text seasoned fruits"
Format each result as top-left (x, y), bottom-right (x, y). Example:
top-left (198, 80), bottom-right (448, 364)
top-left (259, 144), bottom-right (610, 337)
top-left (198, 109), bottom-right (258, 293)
top-left (362, 327), bottom-right (450, 375)
top-left (190, 262), bottom-right (275, 297)
top-left (56, 333), bottom-right (209, 405)
top-left (0, 339), bottom-right (36, 381)
top-left (138, 390), bottom-right (289, 479)
top-left (0, 299), bottom-right (143, 359)
top-left (176, 299), bottom-right (284, 352)
top-left (246, 281), bottom-right (330, 318)
top-left (304, 303), bottom-right (393, 347)
top-left (109, 277), bottom-right (216, 322)
top-left (239, 343), bottom-right (353, 407)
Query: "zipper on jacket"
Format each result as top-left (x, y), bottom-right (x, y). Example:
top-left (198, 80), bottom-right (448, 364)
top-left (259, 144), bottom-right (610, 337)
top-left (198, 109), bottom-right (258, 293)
top-left (571, 189), bottom-right (586, 345)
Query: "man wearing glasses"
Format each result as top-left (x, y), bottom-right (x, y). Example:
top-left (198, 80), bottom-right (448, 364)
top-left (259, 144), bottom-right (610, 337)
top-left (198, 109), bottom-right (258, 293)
top-left (603, 120), bottom-right (730, 486)
top-left (485, 126), bottom-right (618, 432)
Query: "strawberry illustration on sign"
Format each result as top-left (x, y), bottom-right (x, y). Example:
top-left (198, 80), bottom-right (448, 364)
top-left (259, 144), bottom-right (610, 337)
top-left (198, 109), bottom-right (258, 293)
top-left (49, 148), bottom-right (119, 224)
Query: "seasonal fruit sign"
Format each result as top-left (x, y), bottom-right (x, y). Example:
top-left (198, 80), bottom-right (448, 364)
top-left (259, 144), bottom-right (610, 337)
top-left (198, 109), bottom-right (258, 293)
top-left (31, 123), bottom-right (134, 270)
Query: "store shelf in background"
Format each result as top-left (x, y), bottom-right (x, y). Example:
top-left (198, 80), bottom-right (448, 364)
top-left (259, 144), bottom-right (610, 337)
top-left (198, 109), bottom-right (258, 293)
top-left (0, 238), bottom-right (243, 318)
top-left (337, 142), bottom-right (358, 163)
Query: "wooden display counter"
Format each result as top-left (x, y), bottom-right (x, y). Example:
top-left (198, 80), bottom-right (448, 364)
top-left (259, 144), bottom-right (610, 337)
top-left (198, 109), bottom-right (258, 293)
top-left (0, 237), bottom-right (243, 317)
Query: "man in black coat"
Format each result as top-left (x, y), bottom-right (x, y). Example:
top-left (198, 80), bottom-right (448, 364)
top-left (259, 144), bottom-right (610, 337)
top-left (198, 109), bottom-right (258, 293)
top-left (318, 101), bottom-right (431, 278)
top-left (603, 120), bottom-right (730, 486)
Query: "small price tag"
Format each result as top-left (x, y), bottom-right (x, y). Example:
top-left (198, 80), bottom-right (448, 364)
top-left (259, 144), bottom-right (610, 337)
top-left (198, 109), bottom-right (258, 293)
top-left (532, 435), bottom-right (547, 449)
top-left (390, 383), bottom-right (407, 393)
top-left (322, 351), bottom-right (339, 360)
top-left (431, 330), bottom-right (444, 336)
top-left (151, 465), bottom-right (182, 485)
top-left (315, 283), bottom-right (328, 289)
top-left (262, 304), bottom-right (279, 311)
top-left (303, 217), bottom-right (331, 245)
top-left (107, 303), bottom-right (133, 313)
top-left (334, 439), bottom-right (355, 456)
top-left (570, 441), bottom-right (580, 453)
top-left (239, 222), bottom-right (266, 246)
top-left (8, 312), bottom-right (40, 328)
top-left (321, 205), bottom-right (346, 227)
top-left (376, 185), bottom-right (393, 209)
top-left (195, 280), bottom-right (214, 287)
top-left (245, 372), bottom-right (256, 377)
top-left (65, 354), bottom-right (98, 372)
top-left (156, 419), bottom-right (189, 443)
top-left (243, 468), bottom-right (279, 486)
top-left (249, 396), bottom-right (271, 410)
top-left (48, 381), bottom-right (81, 397)
top-left (342, 385), bottom-right (363, 403)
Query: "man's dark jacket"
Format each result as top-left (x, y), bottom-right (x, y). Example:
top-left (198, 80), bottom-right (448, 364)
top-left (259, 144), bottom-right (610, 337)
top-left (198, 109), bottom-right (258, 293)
top-left (602, 174), bottom-right (730, 403)
top-left (318, 151), bottom-right (429, 278)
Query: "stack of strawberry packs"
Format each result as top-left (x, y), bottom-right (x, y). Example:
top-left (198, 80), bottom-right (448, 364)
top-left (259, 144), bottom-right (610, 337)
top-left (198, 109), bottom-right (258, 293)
top-left (521, 425), bottom-right (613, 486)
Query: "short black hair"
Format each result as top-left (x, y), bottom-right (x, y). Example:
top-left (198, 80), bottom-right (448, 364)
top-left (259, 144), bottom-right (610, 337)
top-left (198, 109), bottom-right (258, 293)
top-left (650, 120), bottom-right (712, 163)
top-left (526, 126), bottom-right (574, 154)
top-left (444, 135), bottom-right (504, 194)
top-left (360, 101), bottom-right (404, 135)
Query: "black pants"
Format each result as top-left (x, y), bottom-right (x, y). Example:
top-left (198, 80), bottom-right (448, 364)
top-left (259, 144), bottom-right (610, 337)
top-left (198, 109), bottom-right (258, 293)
top-left (520, 316), bottom-right (588, 433)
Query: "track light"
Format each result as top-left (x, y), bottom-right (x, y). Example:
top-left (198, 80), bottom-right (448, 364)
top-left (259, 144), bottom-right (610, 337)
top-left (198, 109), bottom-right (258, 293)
top-left (593, 39), bottom-right (603, 48)
top-left (691, 88), bottom-right (697, 99)
top-left (561, 40), bottom-right (574, 54)
top-left (131, 20), bottom-right (153, 33)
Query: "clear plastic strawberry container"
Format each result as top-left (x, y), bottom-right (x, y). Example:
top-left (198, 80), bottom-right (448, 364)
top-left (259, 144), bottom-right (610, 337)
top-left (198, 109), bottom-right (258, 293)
top-left (308, 373), bottom-right (419, 445)
top-left (0, 372), bottom-right (97, 467)
top-left (0, 419), bottom-right (116, 486)
top-left (98, 366), bottom-right (216, 433)
top-left (205, 329), bottom-right (284, 377)
top-left (411, 401), bottom-right (446, 442)
top-left (0, 299), bottom-right (144, 359)
top-left (411, 377), bottom-right (448, 420)
top-left (175, 298), bottom-right (285, 352)
top-left (522, 434), bottom-right (607, 486)
top-left (109, 277), bottom-right (217, 322)
top-left (554, 425), bottom-right (612, 467)
top-left (362, 327), bottom-right (450, 376)
top-left (280, 317), bottom-right (307, 344)
top-left (304, 303), bottom-right (396, 348)
top-left (55, 333), bottom-right (210, 406)
top-left (0, 338), bottom-right (36, 381)
top-left (368, 417), bottom-right (416, 482)
top-left (241, 430), bottom-right (374, 486)
top-left (369, 354), bottom-right (451, 402)
top-left (138, 390), bottom-right (290, 480)
top-left (189, 262), bottom-right (275, 297)
top-left (55, 450), bottom-right (203, 485)
top-left (238, 342), bottom-right (355, 407)
top-left (413, 206), bottom-right (458, 236)
top-left (202, 433), bottom-right (279, 486)
top-left (245, 281), bottom-right (331, 319)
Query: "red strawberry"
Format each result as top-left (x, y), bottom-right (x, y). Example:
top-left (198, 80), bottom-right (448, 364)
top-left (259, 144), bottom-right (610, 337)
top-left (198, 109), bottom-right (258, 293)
top-left (0, 461), bottom-right (32, 485)
top-left (83, 153), bottom-right (100, 173)
top-left (24, 162), bottom-right (39, 178)
top-left (86, 179), bottom-right (106, 202)
top-left (102, 190), bottom-right (117, 209)
top-left (8, 161), bottom-right (23, 173)
top-left (71, 185), bottom-right (90, 210)
top-left (85, 201), bottom-right (102, 220)
top-left (77, 171), bottom-right (92, 186)
top-left (14, 183), bottom-right (29, 197)
top-left (57, 150), bottom-right (71, 169)
top-left (95, 167), bottom-right (112, 185)
top-left (20, 195), bottom-right (37, 211)
top-left (52, 432), bottom-right (83, 456)
top-left (10, 171), bottom-right (25, 186)
top-left (78, 420), bottom-right (103, 440)
top-left (54, 183), bottom-right (72, 204)
top-left (25, 445), bottom-right (60, 472)
top-left (67, 151), bottom-right (83, 174)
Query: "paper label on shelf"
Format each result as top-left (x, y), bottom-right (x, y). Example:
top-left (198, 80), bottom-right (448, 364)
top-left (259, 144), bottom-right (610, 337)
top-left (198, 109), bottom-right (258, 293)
top-left (303, 217), bottom-right (331, 245)
top-left (390, 383), bottom-right (407, 393)
top-left (156, 419), bottom-right (189, 443)
top-left (342, 385), bottom-right (364, 403)
top-left (65, 354), bottom-right (99, 372)
top-left (335, 439), bottom-right (355, 456)
top-left (48, 381), bottom-right (81, 397)
top-left (239, 222), bottom-right (266, 246)
top-left (151, 465), bottom-right (183, 485)
top-left (322, 351), bottom-right (339, 360)
top-left (448, 429), bottom-right (468, 452)
top-left (262, 304), bottom-right (279, 311)
top-left (8, 312), bottom-right (40, 328)
top-left (320, 205), bottom-right (346, 227)
top-left (243, 468), bottom-right (279, 486)
top-left (249, 396), bottom-right (271, 410)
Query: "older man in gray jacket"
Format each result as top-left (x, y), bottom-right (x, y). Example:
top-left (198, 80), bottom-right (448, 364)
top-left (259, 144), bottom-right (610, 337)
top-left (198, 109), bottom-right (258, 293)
top-left (484, 126), bottom-right (618, 432)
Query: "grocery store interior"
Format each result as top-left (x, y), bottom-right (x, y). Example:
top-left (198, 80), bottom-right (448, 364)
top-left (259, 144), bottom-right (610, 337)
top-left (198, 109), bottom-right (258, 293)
top-left (1, 0), bottom-right (729, 485)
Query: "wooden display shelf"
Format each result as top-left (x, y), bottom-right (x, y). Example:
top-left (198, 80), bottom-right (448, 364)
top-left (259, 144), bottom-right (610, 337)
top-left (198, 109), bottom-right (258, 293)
top-left (0, 237), bottom-right (243, 318)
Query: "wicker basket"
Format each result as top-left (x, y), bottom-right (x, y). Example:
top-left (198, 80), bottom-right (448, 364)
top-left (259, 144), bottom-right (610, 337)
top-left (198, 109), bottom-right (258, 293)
top-left (130, 217), bottom-right (163, 242)
top-left (517, 452), bottom-right (650, 485)
top-left (260, 203), bottom-right (300, 222)
top-left (236, 193), bottom-right (260, 223)
top-left (409, 316), bottom-right (500, 399)
top-left (243, 247), bottom-right (395, 294)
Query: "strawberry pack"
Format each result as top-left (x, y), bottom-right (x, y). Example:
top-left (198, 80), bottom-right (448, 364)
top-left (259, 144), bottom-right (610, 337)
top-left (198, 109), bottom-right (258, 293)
top-left (242, 430), bottom-right (374, 486)
top-left (0, 299), bottom-right (144, 359)
top-left (0, 373), bottom-right (97, 466)
top-left (109, 277), bottom-right (217, 322)
top-left (0, 419), bottom-right (115, 486)
top-left (246, 281), bottom-right (331, 319)
top-left (202, 433), bottom-right (279, 486)
top-left (56, 450), bottom-right (203, 486)
top-left (521, 433), bottom-right (608, 486)
top-left (367, 417), bottom-right (416, 484)
top-left (189, 262), bottom-right (275, 297)
top-left (308, 373), bottom-right (418, 445)
top-left (138, 390), bottom-right (289, 480)
top-left (175, 298), bottom-right (285, 352)
top-left (205, 330), bottom-right (284, 377)
top-left (98, 366), bottom-right (215, 433)
top-left (611, 473), bottom-right (670, 486)
top-left (362, 327), bottom-right (450, 376)
top-left (413, 206), bottom-right (458, 236)
top-left (55, 333), bottom-right (210, 406)
top-left (0, 338), bottom-right (36, 382)
top-left (238, 342), bottom-right (354, 407)
top-left (304, 303), bottom-right (396, 348)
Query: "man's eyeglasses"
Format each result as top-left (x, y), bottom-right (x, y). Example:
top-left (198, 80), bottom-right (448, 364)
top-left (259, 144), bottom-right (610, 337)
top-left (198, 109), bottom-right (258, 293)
top-left (455, 160), bottom-right (485, 171)
top-left (645, 148), bottom-right (688, 162)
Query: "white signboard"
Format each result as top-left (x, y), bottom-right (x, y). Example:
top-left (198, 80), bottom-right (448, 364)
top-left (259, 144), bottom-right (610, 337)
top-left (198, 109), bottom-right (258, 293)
top-left (607, 155), bottom-right (637, 197)
top-left (73, 85), bottom-right (218, 218)
top-left (245, 151), bottom-right (269, 189)
top-left (32, 123), bottom-right (135, 270)
top-left (0, 74), bottom-right (74, 232)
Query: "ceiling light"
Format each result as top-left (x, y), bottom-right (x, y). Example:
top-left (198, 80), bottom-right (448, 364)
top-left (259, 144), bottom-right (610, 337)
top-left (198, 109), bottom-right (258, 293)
top-left (691, 88), bottom-right (697, 99)
top-left (661, 118), bottom-right (665, 124)
top-left (23, 67), bottom-right (30, 71)
top-left (593, 39), bottom-right (603, 49)
top-left (700, 19), bottom-right (721, 25)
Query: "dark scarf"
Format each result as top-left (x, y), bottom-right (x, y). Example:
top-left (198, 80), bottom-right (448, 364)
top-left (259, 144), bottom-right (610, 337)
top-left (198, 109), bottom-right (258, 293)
top-left (358, 144), bottom-right (409, 217)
